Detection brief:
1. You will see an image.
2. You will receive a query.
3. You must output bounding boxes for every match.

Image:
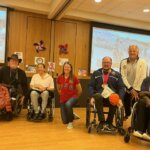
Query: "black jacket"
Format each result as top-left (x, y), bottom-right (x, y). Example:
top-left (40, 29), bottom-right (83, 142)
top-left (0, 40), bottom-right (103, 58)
top-left (0, 66), bottom-right (28, 97)
top-left (89, 68), bottom-right (125, 100)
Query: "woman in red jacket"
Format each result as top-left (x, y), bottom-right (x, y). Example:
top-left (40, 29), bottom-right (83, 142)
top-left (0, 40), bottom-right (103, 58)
top-left (57, 62), bottom-right (82, 129)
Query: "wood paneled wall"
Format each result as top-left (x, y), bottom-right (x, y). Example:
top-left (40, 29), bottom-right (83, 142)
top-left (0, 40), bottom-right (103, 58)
top-left (7, 10), bottom-right (90, 78)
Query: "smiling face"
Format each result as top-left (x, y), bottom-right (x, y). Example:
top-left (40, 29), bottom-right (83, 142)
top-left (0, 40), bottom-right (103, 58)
top-left (8, 59), bottom-right (19, 69)
top-left (63, 63), bottom-right (72, 75)
top-left (128, 45), bottom-right (139, 60)
top-left (37, 64), bottom-right (45, 74)
top-left (102, 57), bottom-right (112, 71)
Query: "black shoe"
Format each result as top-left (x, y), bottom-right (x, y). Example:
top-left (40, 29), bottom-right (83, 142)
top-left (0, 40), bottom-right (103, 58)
top-left (97, 122), bottom-right (105, 130)
top-left (38, 113), bottom-right (46, 120)
top-left (33, 113), bottom-right (39, 120)
top-left (105, 124), bottom-right (116, 132)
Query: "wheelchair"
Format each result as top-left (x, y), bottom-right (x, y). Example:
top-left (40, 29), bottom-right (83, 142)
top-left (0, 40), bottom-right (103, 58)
top-left (26, 90), bottom-right (55, 122)
top-left (86, 98), bottom-right (125, 135)
top-left (0, 84), bottom-right (23, 121)
top-left (124, 101), bottom-right (150, 143)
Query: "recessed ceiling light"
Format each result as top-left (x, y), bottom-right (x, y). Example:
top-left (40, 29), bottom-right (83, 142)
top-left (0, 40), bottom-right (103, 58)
top-left (95, 0), bottom-right (102, 3)
top-left (143, 9), bottom-right (150, 13)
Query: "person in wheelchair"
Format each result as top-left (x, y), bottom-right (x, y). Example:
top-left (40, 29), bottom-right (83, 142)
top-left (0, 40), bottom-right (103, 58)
top-left (133, 76), bottom-right (150, 140)
top-left (0, 54), bottom-right (28, 119)
top-left (89, 56), bottom-right (125, 132)
top-left (30, 63), bottom-right (54, 121)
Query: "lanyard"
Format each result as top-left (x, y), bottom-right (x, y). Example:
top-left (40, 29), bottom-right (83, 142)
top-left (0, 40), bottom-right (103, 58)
top-left (103, 72), bottom-right (110, 84)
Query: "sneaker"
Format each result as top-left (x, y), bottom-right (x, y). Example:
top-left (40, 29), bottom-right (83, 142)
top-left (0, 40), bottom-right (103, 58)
top-left (97, 122), bottom-right (104, 130)
top-left (73, 113), bottom-right (80, 120)
top-left (105, 124), bottom-right (116, 132)
top-left (133, 130), bottom-right (143, 138)
top-left (142, 133), bottom-right (150, 140)
top-left (67, 122), bottom-right (73, 129)
top-left (33, 113), bottom-right (39, 120)
top-left (38, 113), bottom-right (46, 120)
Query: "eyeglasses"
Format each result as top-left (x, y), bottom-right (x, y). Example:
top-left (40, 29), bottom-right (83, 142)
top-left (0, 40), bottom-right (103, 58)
top-left (102, 62), bottom-right (112, 64)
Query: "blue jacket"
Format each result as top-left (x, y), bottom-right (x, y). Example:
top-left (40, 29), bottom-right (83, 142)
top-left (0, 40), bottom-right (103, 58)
top-left (141, 77), bottom-right (150, 91)
top-left (89, 68), bottom-right (125, 100)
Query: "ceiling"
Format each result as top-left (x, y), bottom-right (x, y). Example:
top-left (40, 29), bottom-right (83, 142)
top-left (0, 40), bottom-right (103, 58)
top-left (0, 0), bottom-right (150, 29)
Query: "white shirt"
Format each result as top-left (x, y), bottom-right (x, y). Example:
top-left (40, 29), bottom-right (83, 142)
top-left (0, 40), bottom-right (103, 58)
top-left (30, 73), bottom-right (54, 89)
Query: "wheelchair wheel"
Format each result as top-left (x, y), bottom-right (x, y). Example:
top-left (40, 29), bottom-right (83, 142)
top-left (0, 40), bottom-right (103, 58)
top-left (88, 125), bottom-right (92, 133)
top-left (48, 113), bottom-right (53, 122)
top-left (124, 132), bottom-right (130, 143)
top-left (118, 128), bottom-right (125, 136)
top-left (86, 102), bottom-right (91, 128)
top-left (5, 112), bottom-right (13, 121)
top-left (48, 97), bottom-right (55, 122)
top-left (115, 106), bottom-right (124, 128)
top-left (131, 102), bottom-right (138, 130)
top-left (13, 94), bottom-right (23, 117)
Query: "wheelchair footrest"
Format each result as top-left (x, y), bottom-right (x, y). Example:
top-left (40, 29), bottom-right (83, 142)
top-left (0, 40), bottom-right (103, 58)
top-left (97, 128), bottom-right (118, 134)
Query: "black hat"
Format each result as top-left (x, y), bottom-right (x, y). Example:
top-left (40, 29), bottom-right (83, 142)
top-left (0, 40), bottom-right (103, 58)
top-left (7, 54), bottom-right (22, 63)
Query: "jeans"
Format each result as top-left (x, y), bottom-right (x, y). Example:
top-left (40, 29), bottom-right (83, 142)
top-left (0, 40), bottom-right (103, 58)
top-left (60, 97), bottom-right (78, 124)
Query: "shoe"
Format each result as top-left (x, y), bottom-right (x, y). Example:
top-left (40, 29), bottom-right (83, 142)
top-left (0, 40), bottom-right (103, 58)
top-left (73, 113), bottom-right (80, 120)
top-left (105, 124), bottom-right (116, 132)
top-left (33, 113), bottom-right (39, 120)
top-left (133, 130), bottom-right (143, 138)
top-left (67, 122), bottom-right (73, 129)
top-left (38, 113), bottom-right (46, 120)
top-left (142, 133), bottom-right (150, 140)
top-left (97, 122), bottom-right (104, 130)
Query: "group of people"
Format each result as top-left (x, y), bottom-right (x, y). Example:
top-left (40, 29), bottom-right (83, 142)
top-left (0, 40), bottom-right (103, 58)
top-left (0, 45), bottom-right (150, 140)
top-left (0, 54), bottom-right (82, 129)
top-left (89, 45), bottom-right (150, 140)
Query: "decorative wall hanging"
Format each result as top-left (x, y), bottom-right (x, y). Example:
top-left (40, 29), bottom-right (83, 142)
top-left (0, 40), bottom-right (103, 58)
top-left (59, 44), bottom-right (68, 54)
top-left (33, 40), bottom-right (46, 53)
top-left (25, 65), bottom-right (36, 73)
top-left (14, 52), bottom-right (23, 63)
top-left (48, 62), bottom-right (55, 72)
top-left (59, 58), bottom-right (69, 66)
top-left (34, 57), bottom-right (45, 65)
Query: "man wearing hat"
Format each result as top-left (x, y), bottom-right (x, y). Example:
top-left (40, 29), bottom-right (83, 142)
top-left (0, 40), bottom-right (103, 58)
top-left (0, 54), bottom-right (28, 104)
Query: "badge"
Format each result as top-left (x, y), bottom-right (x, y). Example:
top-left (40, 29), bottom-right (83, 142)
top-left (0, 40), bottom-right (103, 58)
top-left (102, 84), bottom-right (108, 88)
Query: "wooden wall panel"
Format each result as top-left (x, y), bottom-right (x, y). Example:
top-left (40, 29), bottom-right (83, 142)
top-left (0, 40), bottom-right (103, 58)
top-left (25, 17), bottom-right (51, 66)
top-left (7, 10), bottom-right (91, 79)
top-left (75, 22), bottom-right (90, 78)
top-left (7, 11), bottom-right (27, 69)
top-left (53, 21), bottom-right (77, 76)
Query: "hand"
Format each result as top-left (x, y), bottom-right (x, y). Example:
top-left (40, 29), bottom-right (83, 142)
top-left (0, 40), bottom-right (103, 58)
top-left (90, 97), bottom-right (95, 106)
top-left (38, 85), bottom-right (46, 91)
top-left (131, 89), bottom-right (139, 100)
top-left (117, 99), bottom-right (123, 107)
